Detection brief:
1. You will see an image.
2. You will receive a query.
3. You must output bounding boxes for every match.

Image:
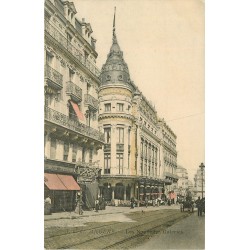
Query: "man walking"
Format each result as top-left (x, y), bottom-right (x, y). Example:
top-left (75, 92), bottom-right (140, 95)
top-left (195, 197), bottom-right (202, 216)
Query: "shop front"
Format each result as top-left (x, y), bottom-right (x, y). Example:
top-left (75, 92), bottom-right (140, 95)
top-left (44, 173), bottom-right (80, 213)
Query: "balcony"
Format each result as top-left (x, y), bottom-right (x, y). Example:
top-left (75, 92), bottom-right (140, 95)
top-left (84, 94), bottom-right (98, 110)
top-left (44, 64), bottom-right (63, 90)
top-left (116, 144), bottom-right (124, 151)
top-left (44, 106), bottom-right (105, 143)
top-left (45, 21), bottom-right (100, 78)
top-left (104, 144), bottom-right (111, 151)
top-left (66, 81), bottom-right (82, 102)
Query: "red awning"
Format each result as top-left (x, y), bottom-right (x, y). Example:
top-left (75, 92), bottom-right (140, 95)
top-left (44, 173), bottom-right (80, 191)
top-left (57, 174), bottom-right (80, 191)
top-left (70, 101), bottom-right (84, 121)
top-left (44, 173), bottom-right (67, 190)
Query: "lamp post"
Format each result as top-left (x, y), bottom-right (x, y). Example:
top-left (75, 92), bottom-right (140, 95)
top-left (199, 163), bottom-right (205, 198)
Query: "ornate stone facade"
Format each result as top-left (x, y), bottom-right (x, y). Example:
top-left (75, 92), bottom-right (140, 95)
top-left (44, 0), bottom-right (104, 212)
top-left (98, 9), bottom-right (178, 203)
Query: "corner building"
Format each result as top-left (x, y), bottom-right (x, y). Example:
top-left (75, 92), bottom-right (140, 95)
top-left (98, 17), bottom-right (178, 203)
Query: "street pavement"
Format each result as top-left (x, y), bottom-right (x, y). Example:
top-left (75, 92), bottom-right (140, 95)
top-left (133, 212), bottom-right (205, 250)
top-left (44, 205), bottom-right (180, 228)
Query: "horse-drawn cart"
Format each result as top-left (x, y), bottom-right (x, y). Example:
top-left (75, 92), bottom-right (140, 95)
top-left (180, 191), bottom-right (194, 212)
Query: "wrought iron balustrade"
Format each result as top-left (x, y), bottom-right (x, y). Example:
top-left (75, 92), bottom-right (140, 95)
top-left (44, 21), bottom-right (100, 77)
top-left (44, 106), bottom-right (105, 142)
top-left (116, 144), bottom-right (124, 151)
top-left (44, 64), bottom-right (63, 89)
top-left (104, 144), bottom-right (111, 151)
top-left (66, 81), bottom-right (82, 102)
top-left (84, 94), bottom-right (98, 110)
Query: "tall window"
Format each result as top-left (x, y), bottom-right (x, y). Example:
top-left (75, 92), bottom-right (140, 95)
top-left (82, 147), bottom-right (86, 163)
top-left (69, 69), bottom-right (75, 81)
top-left (116, 153), bottom-right (124, 174)
top-left (89, 149), bottom-right (93, 163)
top-left (104, 127), bottom-right (111, 144)
top-left (117, 103), bottom-right (124, 112)
top-left (50, 138), bottom-right (56, 159)
top-left (63, 142), bottom-right (69, 161)
top-left (72, 144), bottom-right (77, 162)
top-left (117, 127), bottom-right (124, 144)
top-left (104, 153), bottom-right (111, 174)
top-left (104, 103), bottom-right (111, 112)
top-left (140, 160), bottom-right (143, 176)
top-left (46, 51), bottom-right (53, 66)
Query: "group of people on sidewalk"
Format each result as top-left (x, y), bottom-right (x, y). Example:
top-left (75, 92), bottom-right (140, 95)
top-left (195, 196), bottom-right (205, 216)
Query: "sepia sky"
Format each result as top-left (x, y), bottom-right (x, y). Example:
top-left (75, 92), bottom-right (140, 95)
top-left (73, 0), bottom-right (205, 181)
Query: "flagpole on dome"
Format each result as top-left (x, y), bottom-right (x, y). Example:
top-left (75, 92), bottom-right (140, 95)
top-left (112, 6), bottom-right (117, 43)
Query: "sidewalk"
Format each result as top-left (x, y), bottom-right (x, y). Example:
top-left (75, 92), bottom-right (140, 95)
top-left (44, 204), bottom-right (181, 221)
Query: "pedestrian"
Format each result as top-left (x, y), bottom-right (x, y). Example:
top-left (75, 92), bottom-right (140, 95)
top-left (44, 195), bottom-right (52, 215)
top-left (145, 197), bottom-right (148, 208)
top-left (95, 197), bottom-right (99, 212)
top-left (130, 197), bottom-right (135, 209)
top-left (195, 196), bottom-right (202, 216)
top-left (157, 198), bottom-right (160, 207)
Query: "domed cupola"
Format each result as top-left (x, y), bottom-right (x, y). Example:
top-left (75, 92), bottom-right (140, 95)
top-left (100, 8), bottom-right (134, 90)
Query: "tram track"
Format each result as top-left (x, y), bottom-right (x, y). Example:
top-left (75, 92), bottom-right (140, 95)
top-left (58, 211), bottom-right (189, 249)
top-left (45, 209), bottom-right (175, 240)
top-left (45, 210), bottom-right (179, 249)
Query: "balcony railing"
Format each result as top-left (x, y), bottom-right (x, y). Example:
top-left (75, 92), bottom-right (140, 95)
top-left (44, 64), bottom-right (63, 89)
top-left (66, 81), bottom-right (82, 102)
top-left (45, 106), bottom-right (105, 142)
top-left (104, 144), bottom-right (111, 151)
top-left (84, 94), bottom-right (98, 110)
top-left (116, 144), bottom-right (124, 151)
top-left (44, 21), bottom-right (100, 78)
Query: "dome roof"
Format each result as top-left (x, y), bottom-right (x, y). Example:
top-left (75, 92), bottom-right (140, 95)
top-left (100, 11), bottom-right (134, 91)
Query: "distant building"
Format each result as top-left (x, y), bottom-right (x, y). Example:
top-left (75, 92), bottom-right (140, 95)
top-left (194, 168), bottom-right (205, 198)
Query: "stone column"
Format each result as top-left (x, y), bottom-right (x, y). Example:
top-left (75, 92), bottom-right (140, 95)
top-left (123, 126), bottom-right (128, 175)
top-left (111, 124), bottom-right (117, 175)
top-left (123, 185), bottom-right (127, 201)
top-left (44, 132), bottom-right (50, 158)
top-left (111, 186), bottom-right (115, 200)
top-left (56, 139), bottom-right (64, 160)
top-left (68, 143), bottom-right (73, 162)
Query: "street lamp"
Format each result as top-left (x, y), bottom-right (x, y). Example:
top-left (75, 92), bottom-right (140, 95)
top-left (199, 163), bottom-right (205, 199)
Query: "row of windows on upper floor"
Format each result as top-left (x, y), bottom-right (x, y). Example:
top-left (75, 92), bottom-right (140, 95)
top-left (47, 1), bottom-right (96, 50)
top-left (45, 95), bottom-right (97, 127)
top-left (104, 127), bottom-right (129, 144)
top-left (103, 103), bottom-right (131, 112)
top-left (46, 52), bottom-right (94, 88)
top-left (103, 152), bottom-right (127, 174)
top-left (47, 137), bottom-right (94, 163)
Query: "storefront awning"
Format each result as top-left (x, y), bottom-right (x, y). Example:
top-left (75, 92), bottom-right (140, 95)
top-left (69, 100), bottom-right (84, 121)
top-left (44, 173), bottom-right (80, 191)
top-left (57, 174), bottom-right (80, 191)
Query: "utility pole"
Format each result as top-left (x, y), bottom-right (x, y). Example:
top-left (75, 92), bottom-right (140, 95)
top-left (199, 163), bottom-right (205, 198)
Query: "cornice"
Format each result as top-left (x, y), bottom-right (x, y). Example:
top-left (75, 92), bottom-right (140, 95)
top-left (98, 113), bottom-right (135, 121)
top-left (140, 126), bottom-right (161, 143)
top-left (98, 83), bottom-right (133, 94)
